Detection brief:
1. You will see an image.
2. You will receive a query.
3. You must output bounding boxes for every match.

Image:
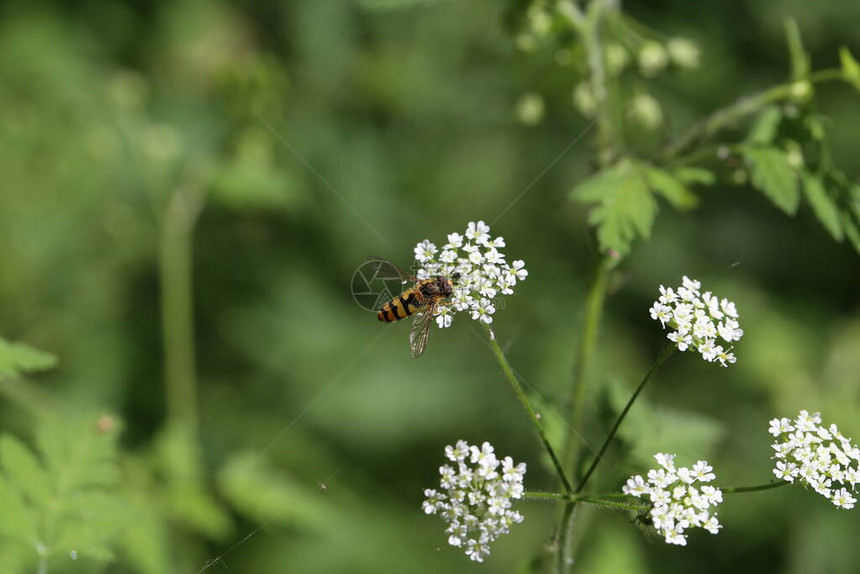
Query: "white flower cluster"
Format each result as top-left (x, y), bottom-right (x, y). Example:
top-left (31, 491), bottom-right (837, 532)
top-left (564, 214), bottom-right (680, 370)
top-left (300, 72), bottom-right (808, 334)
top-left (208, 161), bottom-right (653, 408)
top-left (623, 453), bottom-right (723, 546)
top-left (413, 221), bottom-right (528, 327)
top-left (422, 440), bottom-right (526, 563)
top-left (649, 276), bottom-right (743, 367)
top-left (770, 410), bottom-right (859, 509)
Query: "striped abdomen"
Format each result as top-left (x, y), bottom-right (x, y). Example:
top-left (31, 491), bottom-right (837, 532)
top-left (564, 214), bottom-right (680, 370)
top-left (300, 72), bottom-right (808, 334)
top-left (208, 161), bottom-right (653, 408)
top-left (378, 288), bottom-right (425, 322)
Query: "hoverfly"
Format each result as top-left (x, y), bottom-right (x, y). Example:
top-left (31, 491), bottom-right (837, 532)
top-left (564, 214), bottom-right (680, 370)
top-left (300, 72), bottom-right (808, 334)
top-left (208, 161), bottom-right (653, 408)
top-left (366, 257), bottom-right (454, 358)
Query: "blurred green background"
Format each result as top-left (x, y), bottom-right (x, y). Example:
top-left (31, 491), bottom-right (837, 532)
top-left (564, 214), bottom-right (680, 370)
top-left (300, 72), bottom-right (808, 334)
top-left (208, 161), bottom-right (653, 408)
top-left (0, 0), bottom-right (858, 572)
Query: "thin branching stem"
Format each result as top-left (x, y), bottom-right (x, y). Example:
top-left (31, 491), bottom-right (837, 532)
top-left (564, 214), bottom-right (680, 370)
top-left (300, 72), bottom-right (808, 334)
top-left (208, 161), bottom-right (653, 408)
top-left (659, 68), bottom-right (849, 164)
top-left (576, 343), bottom-right (675, 493)
top-left (526, 491), bottom-right (646, 512)
top-left (483, 324), bottom-right (573, 494)
top-left (556, 2), bottom-right (619, 570)
top-left (722, 481), bottom-right (791, 494)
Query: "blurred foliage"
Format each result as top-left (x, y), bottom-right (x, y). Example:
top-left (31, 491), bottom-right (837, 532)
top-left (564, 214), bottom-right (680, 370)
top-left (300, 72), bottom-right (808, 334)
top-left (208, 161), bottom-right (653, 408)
top-left (0, 411), bottom-right (123, 572)
top-left (0, 0), bottom-right (858, 573)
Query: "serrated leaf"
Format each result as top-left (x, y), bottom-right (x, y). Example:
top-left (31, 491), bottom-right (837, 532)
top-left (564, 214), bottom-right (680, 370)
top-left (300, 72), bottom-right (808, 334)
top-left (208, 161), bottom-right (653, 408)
top-left (641, 165), bottom-right (699, 209)
top-left (52, 492), bottom-right (125, 563)
top-left (802, 172), bottom-right (843, 241)
top-left (0, 338), bottom-right (57, 379)
top-left (571, 162), bottom-right (657, 257)
top-left (672, 166), bottom-right (715, 186)
top-left (747, 107), bottom-right (782, 146)
top-left (0, 435), bottom-right (52, 504)
top-left (0, 475), bottom-right (38, 542)
top-left (784, 19), bottom-right (809, 81)
top-left (839, 47), bottom-right (860, 92)
top-left (38, 417), bottom-right (120, 492)
top-left (742, 147), bottom-right (800, 214)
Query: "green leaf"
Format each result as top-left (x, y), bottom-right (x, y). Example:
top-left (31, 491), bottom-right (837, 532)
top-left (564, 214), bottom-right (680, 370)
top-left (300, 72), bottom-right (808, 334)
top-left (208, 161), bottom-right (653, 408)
top-left (218, 452), bottom-right (335, 531)
top-left (528, 391), bottom-right (567, 476)
top-left (571, 161), bottom-right (657, 257)
top-left (802, 172), bottom-right (843, 241)
top-left (839, 47), bottom-right (860, 92)
top-left (0, 475), bottom-right (38, 542)
top-left (641, 165), bottom-right (699, 209)
top-left (742, 147), bottom-right (800, 214)
top-left (843, 213), bottom-right (860, 254)
top-left (609, 378), bottom-right (726, 468)
top-left (747, 106), bottom-right (782, 146)
top-left (167, 482), bottom-right (232, 540)
top-left (52, 491), bottom-right (127, 563)
top-left (783, 19), bottom-right (809, 81)
top-left (118, 492), bottom-right (170, 574)
top-left (672, 166), bottom-right (715, 186)
top-left (0, 435), bottom-right (52, 504)
top-left (38, 417), bottom-right (120, 493)
top-left (209, 129), bottom-right (298, 212)
top-left (0, 338), bottom-right (57, 379)
top-left (851, 183), bottom-right (860, 221)
top-left (155, 426), bottom-right (232, 539)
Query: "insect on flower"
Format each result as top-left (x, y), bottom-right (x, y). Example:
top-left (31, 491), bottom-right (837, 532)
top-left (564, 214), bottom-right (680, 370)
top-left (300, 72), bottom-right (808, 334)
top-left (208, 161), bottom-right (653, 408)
top-left (368, 221), bottom-right (528, 357)
top-left (367, 257), bottom-right (456, 358)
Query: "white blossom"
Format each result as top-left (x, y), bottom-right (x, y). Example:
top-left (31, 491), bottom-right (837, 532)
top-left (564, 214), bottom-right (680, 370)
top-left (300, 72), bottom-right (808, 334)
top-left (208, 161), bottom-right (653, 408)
top-left (422, 441), bottom-right (526, 562)
top-left (770, 411), bottom-right (860, 509)
top-left (413, 221), bottom-right (527, 329)
top-left (650, 277), bottom-right (743, 366)
top-left (623, 453), bottom-right (723, 546)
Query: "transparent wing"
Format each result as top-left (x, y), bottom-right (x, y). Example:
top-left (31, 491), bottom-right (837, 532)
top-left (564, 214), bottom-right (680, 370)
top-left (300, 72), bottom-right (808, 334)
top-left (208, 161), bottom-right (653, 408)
top-left (365, 257), bottom-right (417, 284)
top-left (409, 306), bottom-right (435, 358)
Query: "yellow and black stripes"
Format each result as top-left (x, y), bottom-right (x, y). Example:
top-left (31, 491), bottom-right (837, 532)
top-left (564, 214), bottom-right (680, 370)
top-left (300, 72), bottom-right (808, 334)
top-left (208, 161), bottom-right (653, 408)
top-left (378, 290), bottom-right (423, 322)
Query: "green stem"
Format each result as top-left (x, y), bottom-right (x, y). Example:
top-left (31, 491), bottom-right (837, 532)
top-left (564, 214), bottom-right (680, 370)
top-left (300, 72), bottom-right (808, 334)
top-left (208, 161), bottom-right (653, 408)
top-left (557, 343), bottom-right (673, 573)
top-left (556, 502), bottom-right (576, 574)
top-left (668, 143), bottom-right (741, 168)
top-left (567, 256), bottom-right (612, 470)
top-left (160, 185), bottom-right (206, 434)
top-left (36, 544), bottom-right (48, 574)
top-left (560, 0), bottom-right (617, 166)
top-left (558, 4), bottom-right (619, 569)
top-left (575, 496), bottom-right (645, 511)
top-left (722, 480), bottom-right (790, 494)
top-left (575, 343), bottom-right (675, 493)
top-left (659, 68), bottom-right (847, 164)
top-left (525, 491), bottom-right (572, 501)
top-left (483, 324), bottom-right (572, 494)
top-left (527, 491), bottom-right (643, 507)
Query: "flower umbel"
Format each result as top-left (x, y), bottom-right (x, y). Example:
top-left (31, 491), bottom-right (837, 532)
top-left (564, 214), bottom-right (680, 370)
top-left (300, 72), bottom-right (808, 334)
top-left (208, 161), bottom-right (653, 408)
top-left (649, 276), bottom-right (743, 366)
top-left (422, 440), bottom-right (526, 562)
top-left (769, 410), bottom-right (859, 509)
top-left (623, 453), bottom-right (723, 546)
top-left (414, 221), bottom-right (527, 327)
